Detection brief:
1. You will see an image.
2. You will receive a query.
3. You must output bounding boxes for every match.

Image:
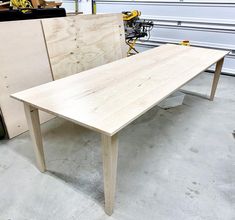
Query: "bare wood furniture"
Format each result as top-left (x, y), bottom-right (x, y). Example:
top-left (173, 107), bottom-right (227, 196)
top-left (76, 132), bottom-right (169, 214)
top-left (11, 44), bottom-right (228, 215)
top-left (0, 13), bottom-right (125, 138)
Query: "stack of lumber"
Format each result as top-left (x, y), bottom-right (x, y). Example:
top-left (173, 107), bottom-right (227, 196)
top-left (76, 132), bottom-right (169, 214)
top-left (31, 0), bottom-right (62, 8)
top-left (0, 14), bottom-right (126, 138)
top-left (0, 1), bottom-right (10, 10)
top-left (43, 1), bottom-right (62, 8)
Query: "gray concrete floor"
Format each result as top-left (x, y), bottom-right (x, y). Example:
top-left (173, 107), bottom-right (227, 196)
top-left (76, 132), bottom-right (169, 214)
top-left (0, 72), bottom-right (234, 220)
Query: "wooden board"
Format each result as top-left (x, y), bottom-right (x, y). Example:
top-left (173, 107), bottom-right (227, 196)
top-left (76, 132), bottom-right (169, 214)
top-left (42, 13), bottom-right (126, 80)
top-left (0, 19), bottom-right (53, 138)
top-left (11, 44), bottom-right (228, 136)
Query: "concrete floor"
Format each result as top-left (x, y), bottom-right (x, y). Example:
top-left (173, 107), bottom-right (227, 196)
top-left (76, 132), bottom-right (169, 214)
top-left (0, 72), bottom-right (234, 220)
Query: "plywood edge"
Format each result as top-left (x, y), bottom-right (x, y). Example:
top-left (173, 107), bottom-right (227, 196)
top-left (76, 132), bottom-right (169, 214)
top-left (40, 20), bottom-right (55, 81)
top-left (117, 13), bottom-right (127, 58)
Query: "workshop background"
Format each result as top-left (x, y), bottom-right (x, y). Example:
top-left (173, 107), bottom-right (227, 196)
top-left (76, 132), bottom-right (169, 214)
top-left (64, 0), bottom-right (235, 76)
top-left (0, 0), bottom-right (234, 220)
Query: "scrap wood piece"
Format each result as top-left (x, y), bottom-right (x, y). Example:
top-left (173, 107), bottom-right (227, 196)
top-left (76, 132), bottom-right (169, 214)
top-left (42, 13), bottom-right (126, 80)
top-left (0, 1), bottom-right (10, 6)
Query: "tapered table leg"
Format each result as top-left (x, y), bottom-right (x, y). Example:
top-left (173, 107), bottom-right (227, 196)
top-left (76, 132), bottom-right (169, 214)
top-left (24, 103), bottom-right (46, 172)
top-left (210, 58), bottom-right (224, 101)
top-left (101, 134), bottom-right (118, 216)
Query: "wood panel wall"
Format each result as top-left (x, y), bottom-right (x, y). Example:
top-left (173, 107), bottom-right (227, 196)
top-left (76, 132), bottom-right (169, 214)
top-left (42, 13), bottom-right (126, 80)
top-left (0, 20), bottom-right (53, 138)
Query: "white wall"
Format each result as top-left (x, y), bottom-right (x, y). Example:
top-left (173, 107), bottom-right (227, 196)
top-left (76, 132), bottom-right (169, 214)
top-left (79, 0), bottom-right (92, 14)
top-left (62, 0), bottom-right (92, 14)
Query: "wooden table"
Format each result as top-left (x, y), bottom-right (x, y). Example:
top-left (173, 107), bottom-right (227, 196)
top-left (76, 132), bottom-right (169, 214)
top-left (11, 44), bottom-right (228, 215)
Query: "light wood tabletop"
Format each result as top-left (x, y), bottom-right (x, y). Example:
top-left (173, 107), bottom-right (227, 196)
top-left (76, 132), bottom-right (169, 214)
top-left (11, 44), bottom-right (228, 215)
top-left (11, 44), bottom-right (228, 136)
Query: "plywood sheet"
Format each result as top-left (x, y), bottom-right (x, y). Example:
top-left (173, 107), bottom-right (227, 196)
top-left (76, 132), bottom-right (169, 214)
top-left (42, 13), bottom-right (126, 80)
top-left (0, 19), bottom-right (53, 138)
top-left (12, 44), bottom-right (228, 136)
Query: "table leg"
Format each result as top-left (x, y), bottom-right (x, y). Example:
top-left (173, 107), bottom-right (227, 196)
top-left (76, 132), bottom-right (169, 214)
top-left (180, 58), bottom-right (225, 101)
top-left (24, 103), bottom-right (46, 172)
top-left (101, 134), bottom-right (118, 216)
top-left (210, 58), bottom-right (224, 101)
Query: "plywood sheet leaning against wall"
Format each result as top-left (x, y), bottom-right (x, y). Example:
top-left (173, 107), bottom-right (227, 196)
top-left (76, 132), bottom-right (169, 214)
top-left (0, 19), bottom-right (54, 138)
top-left (42, 13), bottom-right (126, 80)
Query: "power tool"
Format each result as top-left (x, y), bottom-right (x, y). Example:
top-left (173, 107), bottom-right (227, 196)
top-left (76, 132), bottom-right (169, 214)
top-left (122, 10), bottom-right (153, 56)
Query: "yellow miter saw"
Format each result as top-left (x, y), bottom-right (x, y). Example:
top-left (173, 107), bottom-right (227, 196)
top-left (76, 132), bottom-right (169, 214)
top-left (122, 10), bottom-right (153, 56)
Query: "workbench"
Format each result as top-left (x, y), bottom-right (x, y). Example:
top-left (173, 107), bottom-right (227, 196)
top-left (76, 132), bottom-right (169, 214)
top-left (11, 44), bottom-right (228, 215)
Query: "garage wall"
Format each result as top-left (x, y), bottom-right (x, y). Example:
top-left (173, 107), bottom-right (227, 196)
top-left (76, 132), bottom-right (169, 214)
top-left (95, 0), bottom-right (235, 75)
top-left (62, 0), bottom-right (92, 13)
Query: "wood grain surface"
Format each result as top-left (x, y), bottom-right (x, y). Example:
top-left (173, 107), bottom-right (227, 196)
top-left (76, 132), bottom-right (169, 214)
top-left (42, 14), bottom-right (126, 80)
top-left (0, 20), bottom-right (53, 138)
top-left (11, 44), bottom-right (228, 136)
